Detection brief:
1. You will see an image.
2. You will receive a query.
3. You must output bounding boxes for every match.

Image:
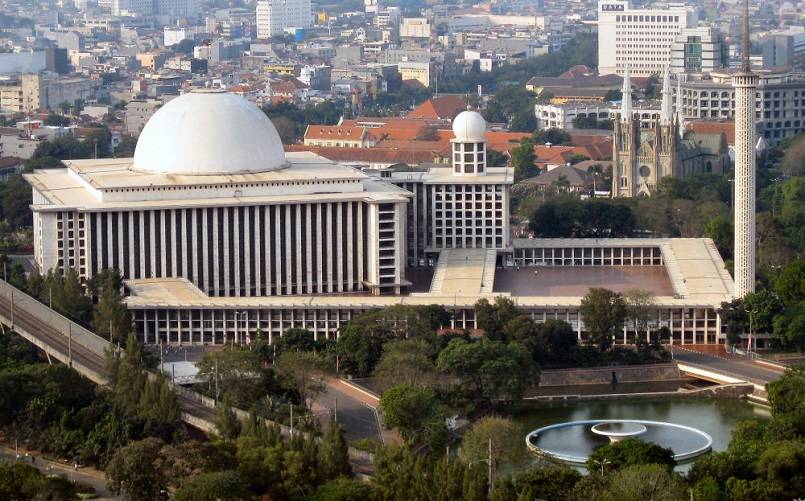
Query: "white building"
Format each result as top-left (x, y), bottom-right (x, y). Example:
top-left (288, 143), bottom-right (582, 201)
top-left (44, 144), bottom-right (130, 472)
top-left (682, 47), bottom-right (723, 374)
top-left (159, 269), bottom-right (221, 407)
top-left (256, 0), bottom-right (312, 39)
top-left (24, 90), bottom-right (736, 347)
top-left (670, 27), bottom-right (728, 76)
top-left (400, 18), bottom-right (431, 39)
top-left (372, 111), bottom-right (513, 267)
top-left (535, 101), bottom-right (660, 130)
top-left (164, 27), bottom-right (191, 47)
top-left (597, 0), bottom-right (691, 77)
top-left (112, 0), bottom-right (196, 18)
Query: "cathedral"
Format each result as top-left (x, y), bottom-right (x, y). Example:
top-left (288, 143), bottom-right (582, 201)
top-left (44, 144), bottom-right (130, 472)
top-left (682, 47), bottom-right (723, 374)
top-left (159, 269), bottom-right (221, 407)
top-left (612, 67), bottom-right (731, 197)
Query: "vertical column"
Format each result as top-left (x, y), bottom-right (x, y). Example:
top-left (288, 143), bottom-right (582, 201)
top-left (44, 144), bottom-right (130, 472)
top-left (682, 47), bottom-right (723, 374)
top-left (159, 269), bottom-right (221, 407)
top-left (170, 210), bottom-right (178, 277)
top-left (316, 204), bottom-right (324, 293)
top-left (202, 209), bottom-right (209, 293)
top-left (336, 202), bottom-right (344, 292)
top-left (254, 206), bottom-right (262, 296)
top-left (212, 209), bottom-right (219, 296)
top-left (139, 211), bottom-right (147, 278)
top-left (346, 203), bottom-right (354, 291)
top-left (149, 211), bottom-right (156, 278)
top-left (284, 205), bottom-right (293, 295)
top-left (295, 204), bottom-right (303, 294)
top-left (274, 205), bottom-right (282, 295)
top-left (233, 207), bottom-right (241, 296)
top-left (191, 209), bottom-right (199, 286)
top-left (305, 204), bottom-right (313, 293)
top-left (326, 203), bottom-right (334, 293)
top-left (223, 208), bottom-right (230, 293)
top-left (244, 207), bottom-right (252, 296)
top-left (159, 211), bottom-right (167, 277)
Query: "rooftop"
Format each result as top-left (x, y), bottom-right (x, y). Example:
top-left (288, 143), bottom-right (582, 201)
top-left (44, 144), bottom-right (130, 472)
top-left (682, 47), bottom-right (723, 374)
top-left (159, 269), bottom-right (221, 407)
top-left (125, 238), bottom-right (733, 310)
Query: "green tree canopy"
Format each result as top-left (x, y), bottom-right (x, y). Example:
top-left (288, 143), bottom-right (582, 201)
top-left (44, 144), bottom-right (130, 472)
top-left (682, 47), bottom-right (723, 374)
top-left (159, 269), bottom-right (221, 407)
top-left (579, 288), bottom-right (627, 351)
top-left (587, 438), bottom-right (676, 472)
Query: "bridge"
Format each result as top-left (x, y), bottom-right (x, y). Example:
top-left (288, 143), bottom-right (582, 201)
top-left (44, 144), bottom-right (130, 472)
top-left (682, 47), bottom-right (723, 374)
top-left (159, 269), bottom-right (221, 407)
top-left (671, 346), bottom-right (785, 402)
top-left (0, 279), bottom-right (218, 431)
top-left (0, 279), bottom-right (375, 472)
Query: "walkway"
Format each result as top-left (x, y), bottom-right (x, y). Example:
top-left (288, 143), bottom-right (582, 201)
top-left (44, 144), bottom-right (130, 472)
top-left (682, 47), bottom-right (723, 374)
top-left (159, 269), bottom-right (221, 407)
top-left (313, 377), bottom-right (402, 446)
top-left (0, 445), bottom-right (115, 499)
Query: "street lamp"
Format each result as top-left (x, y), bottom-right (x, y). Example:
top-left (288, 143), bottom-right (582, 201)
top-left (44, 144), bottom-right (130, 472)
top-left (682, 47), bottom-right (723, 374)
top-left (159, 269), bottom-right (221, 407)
top-left (468, 438), bottom-right (493, 498)
top-left (592, 458), bottom-right (611, 477)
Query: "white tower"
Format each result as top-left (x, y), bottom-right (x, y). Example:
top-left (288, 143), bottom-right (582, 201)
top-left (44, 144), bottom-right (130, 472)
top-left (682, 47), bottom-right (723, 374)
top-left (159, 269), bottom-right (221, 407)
top-left (660, 67), bottom-right (673, 126)
top-left (732, 0), bottom-right (757, 298)
top-left (620, 65), bottom-right (632, 123)
top-left (451, 110), bottom-right (487, 176)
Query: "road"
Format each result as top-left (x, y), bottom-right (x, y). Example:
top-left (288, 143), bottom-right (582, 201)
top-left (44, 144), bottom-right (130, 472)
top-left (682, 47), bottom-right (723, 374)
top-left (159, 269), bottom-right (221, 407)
top-left (671, 346), bottom-right (783, 387)
top-left (0, 446), bottom-right (115, 499)
top-left (313, 379), bottom-right (383, 443)
top-left (0, 290), bottom-right (216, 427)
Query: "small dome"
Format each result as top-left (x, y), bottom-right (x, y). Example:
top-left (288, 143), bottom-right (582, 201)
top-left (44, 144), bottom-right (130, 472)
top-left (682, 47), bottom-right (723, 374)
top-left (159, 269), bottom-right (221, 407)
top-left (452, 110), bottom-right (487, 142)
top-left (132, 89), bottom-right (287, 175)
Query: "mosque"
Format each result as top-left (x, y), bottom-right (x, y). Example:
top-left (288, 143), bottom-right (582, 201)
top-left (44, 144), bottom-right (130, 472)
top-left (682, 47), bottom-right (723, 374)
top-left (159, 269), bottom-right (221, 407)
top-left (25, 88), bottom-right (737, 346)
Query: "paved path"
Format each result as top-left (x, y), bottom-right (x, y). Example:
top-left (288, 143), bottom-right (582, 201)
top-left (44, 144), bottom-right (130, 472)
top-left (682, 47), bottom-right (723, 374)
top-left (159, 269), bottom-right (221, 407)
top-left (313, 377), bottom-right (402, 445)
top-left (0, 445), bottom-right (115, 499)
top-left (671, 345), bottom-right (783, 387)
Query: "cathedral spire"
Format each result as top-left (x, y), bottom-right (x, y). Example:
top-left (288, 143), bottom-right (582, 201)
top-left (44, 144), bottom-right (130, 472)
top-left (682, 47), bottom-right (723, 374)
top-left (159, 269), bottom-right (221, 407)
top-left (660, 67), bottom-right (673, 126)
top-left (620, 65), bottom-right (632, 123)
top-left (676, 76), bottom-right (685, 138)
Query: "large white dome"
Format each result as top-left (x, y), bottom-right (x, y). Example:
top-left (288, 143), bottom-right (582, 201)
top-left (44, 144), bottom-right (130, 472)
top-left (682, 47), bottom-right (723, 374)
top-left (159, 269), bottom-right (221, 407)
top-left (132, 89), bottom-right (287, 175)
top-left (452, 110), bottom-right (487, 142)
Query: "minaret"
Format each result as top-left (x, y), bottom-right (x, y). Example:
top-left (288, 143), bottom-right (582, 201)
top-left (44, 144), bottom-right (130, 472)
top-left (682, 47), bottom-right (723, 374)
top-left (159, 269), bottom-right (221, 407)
top-left (732, 0), bottom-right (757, 298)
top-left (660, 67), bottom-right (673, 126)
top-left (620, 65), bottom-right (632, 123)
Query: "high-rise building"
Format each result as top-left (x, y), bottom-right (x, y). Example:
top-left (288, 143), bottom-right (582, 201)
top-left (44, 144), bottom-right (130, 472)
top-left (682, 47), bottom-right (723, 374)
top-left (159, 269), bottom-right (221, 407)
top-left (670, 27), bottom-right (728, 75)
top-left (732, 0), bottom-right (757, 298)
top-left (597, 0), bottom-right (692, 77)
top-left (112, 0), bottom-right (196, 18)
top-left (761, 29), bottom-right (805, 71)
top-left (256, 0), bottom-right (312, 39)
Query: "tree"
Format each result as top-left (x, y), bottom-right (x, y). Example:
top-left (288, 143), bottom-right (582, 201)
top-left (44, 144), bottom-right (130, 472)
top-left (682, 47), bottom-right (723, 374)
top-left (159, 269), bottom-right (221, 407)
top-left (197, 348), bottom-right (262, 406)
top-left (92, 269), bottom-right (131, 343)
top-left (106, 437), bottom-right (168, 501)
top-left (510, 141), bottom-right (537, 181)
top-left (539, 319), bottom-right (578, 356)
top-left (0, 463), bottom-right (77, 501)
top-left (587, 438), bottom-right (676, 472)
top-left (599, 464), bottom-right (687, 501)
top-left (310, 477), bottom-right (378, 501)
top-left (487, 149), bottom-right (507, 167)
top-left (436, 337), bottom-right (536, 401)
top-left (779, 177), bottom-right (805, 250)
top-left (317, 418), bottom-right (352, 481)
top-left (214, 398), bottom-right (241, 440)
top-left (476, 296), bottom-right (521, 340)
top-left (373, 338), bottom-right (439, 389)
top-left (172, 470), bottom-right (251, 501)
top-left (275, 328), bottom-right (317, 353)
top-left (580, 288), bottom-right (627, 351)
top-left (273, 351), bottom-right (327, 407)
top-left (415, 124), bottom-right (440, 141)
top-left (766, 366), bottom-right (805, 419)
top-left (622, 288), bottom-right (656, 337)
top-left (380, 383), bottom-right (446, 450)
top-left (704, 213), bottom-right (734, 259)
top-left (774, 259), bottom-right (804, 305)
top-left (459, 416), bottom-right (529, 470)
top-left (532, 128), bottom-right (572, 145)
top-left (511, 465), bottom-right (581, 500)
top-left (772, 303), bottom-right (805, 350)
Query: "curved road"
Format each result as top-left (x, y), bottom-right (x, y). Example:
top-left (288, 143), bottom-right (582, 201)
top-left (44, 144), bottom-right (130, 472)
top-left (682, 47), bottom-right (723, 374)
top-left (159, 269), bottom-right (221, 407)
top-left (671, 346), bottom-right (783, 387)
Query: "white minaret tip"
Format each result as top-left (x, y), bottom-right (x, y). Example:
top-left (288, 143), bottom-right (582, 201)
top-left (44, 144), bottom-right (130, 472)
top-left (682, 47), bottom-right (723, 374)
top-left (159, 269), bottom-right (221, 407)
top-left (660, 67), bottom-right (673, 126)
top-left (620, 65), bottom-right (632, 124)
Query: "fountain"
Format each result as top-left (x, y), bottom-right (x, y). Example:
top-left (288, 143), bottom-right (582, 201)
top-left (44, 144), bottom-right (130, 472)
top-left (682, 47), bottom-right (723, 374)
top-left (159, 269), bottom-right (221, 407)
top-left (525, 419), bottom-right (713, 465)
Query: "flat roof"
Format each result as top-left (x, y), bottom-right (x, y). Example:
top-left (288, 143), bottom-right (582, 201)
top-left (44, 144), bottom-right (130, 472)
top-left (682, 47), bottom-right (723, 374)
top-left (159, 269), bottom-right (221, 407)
top-left (125, 238), bottom-right (734, 310)
top-left (25, 152), bottom-right (412, 211)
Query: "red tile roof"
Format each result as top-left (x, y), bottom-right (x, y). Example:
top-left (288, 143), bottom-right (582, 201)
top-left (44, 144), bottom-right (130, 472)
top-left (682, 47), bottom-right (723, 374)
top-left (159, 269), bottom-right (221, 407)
top-left (304, 125), bottom-right (368, 141)
top-left (286, 144), bottom-right (438, 165)
top-left (407, 95), bottom-right (468, 120)
top-left (686, 121), bottom-right (735, 144)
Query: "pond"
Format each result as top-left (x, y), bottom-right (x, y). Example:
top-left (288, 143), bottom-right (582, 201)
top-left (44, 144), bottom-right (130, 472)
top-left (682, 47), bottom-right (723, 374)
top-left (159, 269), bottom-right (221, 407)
top-left (506, 397), bottom-right (771, 470)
